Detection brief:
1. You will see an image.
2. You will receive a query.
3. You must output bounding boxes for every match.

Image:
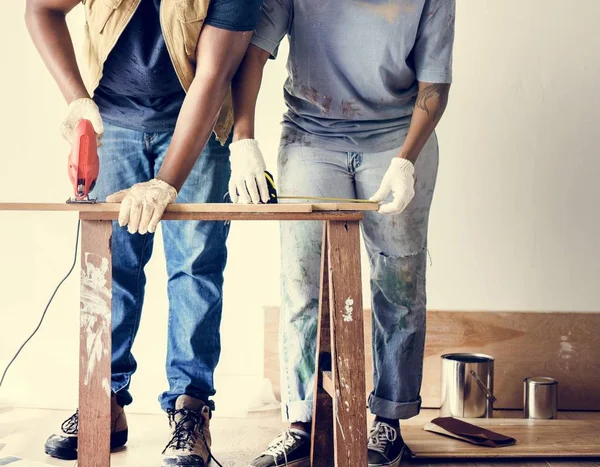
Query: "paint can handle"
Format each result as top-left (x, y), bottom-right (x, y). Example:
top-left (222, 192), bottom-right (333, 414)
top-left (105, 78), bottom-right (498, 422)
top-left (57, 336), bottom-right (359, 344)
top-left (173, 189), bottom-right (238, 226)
top-left (469, 369), bottom-right (497, 404)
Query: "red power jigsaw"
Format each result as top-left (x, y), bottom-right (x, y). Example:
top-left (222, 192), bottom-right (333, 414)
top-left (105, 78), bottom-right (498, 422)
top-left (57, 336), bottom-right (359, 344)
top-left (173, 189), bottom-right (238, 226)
top-left (67, 119), bottom-right (99, 203)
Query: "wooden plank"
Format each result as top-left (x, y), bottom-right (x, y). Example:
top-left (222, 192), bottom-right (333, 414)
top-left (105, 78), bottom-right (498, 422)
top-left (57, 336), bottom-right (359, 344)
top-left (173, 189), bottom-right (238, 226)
top-left (80, 211), bottom-right (364, 222)
top-left (547, 462), bottom-right (600, 467)
top-left (322, 371), bottom-right (334, 398)
top-left (0, 202), bottom-right (375, 214)
top-left (406, 460), bottom-right (600, 467)
top-left (79, 220), bottom-right (112, 467)
top-left (265, 309), bottom-right (600, 410)
top-left (418, 311), bottom-right (600, 410)
top-left (327, 220), bottom-right (367, 467)
top-left (311, 221), bottom-right (334, 467)
top-left (404, 418), bottom-right (600, 458)
top-left (310, 202), bottom-right (378, 211)
top-left (0, 202), bottom-right (309, 213)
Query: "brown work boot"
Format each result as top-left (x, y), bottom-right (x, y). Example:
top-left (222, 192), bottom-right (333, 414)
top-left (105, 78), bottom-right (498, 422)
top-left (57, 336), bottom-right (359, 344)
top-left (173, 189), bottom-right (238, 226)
top-left (162, 395), bottom-right (214, 467)
top-left (44, 393), bottom-right (128, 460)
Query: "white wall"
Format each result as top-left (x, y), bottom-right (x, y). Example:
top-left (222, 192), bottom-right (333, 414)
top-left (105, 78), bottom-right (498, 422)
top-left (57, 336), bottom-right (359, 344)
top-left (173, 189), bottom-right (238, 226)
top-left (1, 0), bottom-right (599, 414)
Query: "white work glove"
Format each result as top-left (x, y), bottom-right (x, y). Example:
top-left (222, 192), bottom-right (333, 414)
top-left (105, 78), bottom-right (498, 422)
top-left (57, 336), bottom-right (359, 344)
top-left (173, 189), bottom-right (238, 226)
top-left (228, 139), bottom-right (269, 204)
top-left (106, 179), bottom-right (178, 235)
top-left (60, 97), bottom-right (104, 146)
top-left (370, 158), bottom-right (416, 215)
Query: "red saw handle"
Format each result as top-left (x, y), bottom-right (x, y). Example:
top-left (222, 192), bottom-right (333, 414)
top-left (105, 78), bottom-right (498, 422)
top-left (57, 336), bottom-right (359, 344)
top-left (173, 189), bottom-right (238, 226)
top-left (68, 119), bottom-right (99, 200)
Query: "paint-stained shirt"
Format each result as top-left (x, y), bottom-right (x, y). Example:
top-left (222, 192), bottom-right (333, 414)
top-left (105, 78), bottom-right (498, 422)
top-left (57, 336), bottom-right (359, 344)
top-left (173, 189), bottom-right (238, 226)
top-left (251, 0), bottom-right (455, 151)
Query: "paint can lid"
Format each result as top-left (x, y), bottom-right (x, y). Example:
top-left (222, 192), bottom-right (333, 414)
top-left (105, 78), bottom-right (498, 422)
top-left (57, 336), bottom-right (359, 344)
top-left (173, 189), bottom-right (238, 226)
top-left (524, 376), bottom-right (558, 385)
top-left (441, 353), bottom-right (494, 363)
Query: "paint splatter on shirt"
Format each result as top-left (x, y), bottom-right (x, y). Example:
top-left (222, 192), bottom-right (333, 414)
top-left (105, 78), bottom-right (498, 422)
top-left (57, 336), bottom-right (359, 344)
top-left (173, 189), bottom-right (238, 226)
top-left (252, 0), bottom-right (455, 151)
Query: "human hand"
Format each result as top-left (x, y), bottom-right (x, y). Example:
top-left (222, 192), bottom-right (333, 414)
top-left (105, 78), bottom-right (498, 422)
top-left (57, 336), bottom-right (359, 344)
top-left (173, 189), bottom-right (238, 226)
top-left (60, 97), bottom-right (104, 146)
top-left (369, 158), bottom-right (416, 215)
top-left (106, 179), bottom-right (178, 234)
top-left (228, 139), bottom-right (269, 204)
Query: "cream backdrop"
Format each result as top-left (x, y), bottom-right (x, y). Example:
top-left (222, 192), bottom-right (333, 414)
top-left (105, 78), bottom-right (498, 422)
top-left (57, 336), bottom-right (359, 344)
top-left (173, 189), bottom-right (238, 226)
top-left (1, 1), bottom-right (599, 415)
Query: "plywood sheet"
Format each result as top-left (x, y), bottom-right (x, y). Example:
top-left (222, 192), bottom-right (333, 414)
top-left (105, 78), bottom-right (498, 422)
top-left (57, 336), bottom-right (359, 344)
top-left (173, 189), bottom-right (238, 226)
top-left (404, 418), bottom-right (600, 458)
top-left (417, 311), bottom-right (600, 410)
top-left (264, 308), bottom-right (600, 410)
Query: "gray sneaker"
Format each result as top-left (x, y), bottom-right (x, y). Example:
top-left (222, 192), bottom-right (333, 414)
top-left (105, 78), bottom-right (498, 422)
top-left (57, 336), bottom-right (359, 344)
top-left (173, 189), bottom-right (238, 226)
top-left (367, 421), bottom-right (410, 467)
top-left (248, 429), bottom-right (310, 467)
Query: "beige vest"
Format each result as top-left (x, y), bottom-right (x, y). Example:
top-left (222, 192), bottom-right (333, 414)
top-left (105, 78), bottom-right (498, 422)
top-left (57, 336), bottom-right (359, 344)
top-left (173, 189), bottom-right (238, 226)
top-left (81, 0), bottom-right (233, 144)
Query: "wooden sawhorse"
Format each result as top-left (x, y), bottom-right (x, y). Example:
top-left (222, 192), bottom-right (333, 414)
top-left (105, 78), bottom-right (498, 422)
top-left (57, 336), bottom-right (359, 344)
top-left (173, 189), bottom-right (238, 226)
top-left (309, 220), bottom-right (369, 467)
top-left (0, 202), bottom-right (374, 467)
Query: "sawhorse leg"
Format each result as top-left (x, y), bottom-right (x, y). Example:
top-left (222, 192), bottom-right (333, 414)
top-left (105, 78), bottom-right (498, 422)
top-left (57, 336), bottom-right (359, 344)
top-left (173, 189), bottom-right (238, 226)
top-left (311, 220), bottom-right (367, 467)
top-left (79, 219), bottom-right (112, 467)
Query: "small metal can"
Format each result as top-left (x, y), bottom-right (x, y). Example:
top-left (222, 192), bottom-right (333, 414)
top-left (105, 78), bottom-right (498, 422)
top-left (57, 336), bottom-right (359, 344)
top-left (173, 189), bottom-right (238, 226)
top-left (523, 377), bottom-right (558, 419)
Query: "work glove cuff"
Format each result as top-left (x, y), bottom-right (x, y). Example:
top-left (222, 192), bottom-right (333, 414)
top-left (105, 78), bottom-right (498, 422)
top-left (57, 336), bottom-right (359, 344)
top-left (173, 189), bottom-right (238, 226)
top-left (229, 139), bottom-right (261, 157)
top-left (61, 98), bottom-right (104, 144)
top-left (389, 157), bottom-right (415, 176)
top-left (152, 178), bottom-right (178, 198)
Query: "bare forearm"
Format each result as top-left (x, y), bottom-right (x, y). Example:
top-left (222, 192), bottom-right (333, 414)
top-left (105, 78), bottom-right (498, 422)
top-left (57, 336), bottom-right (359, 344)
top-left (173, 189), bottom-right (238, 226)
top-left (156, 72), bottom-right (231, 190)
top-left (400, 82), bottom-right (451, 163)
top-left (156, 27), bottom-right (253, 191)
top-left (231, 44), bottom-right (270, 141)
top-left (25, 1), bottom-right (88, 103)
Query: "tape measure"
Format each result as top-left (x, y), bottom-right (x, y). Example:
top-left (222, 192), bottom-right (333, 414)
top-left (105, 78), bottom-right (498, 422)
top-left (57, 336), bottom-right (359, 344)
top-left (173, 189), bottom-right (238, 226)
top-left (264, 171), bottom-right (373, 204)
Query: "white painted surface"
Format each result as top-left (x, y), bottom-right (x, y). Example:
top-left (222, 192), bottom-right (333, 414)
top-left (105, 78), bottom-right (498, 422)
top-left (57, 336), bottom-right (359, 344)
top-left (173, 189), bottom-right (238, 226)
top-left (343, 298), bottom-right (354, 323)
top-left (80, 253), bottom-right (111, 386)
top-left (1, 1), bottom-right (599, 412)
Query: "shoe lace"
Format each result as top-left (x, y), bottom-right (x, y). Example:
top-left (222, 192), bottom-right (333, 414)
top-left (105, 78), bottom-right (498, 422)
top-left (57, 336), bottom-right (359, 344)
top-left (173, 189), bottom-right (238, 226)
top-left (163, 408), bottom-right (224, 467)
top-left (262, 430), bottom-right (297, 464)
top-left (368, 422), bottom-right (397, 454)
top-left (61, 410), bottom-right (79, 435)
top-left (164, 409), bottom-right (202, 452)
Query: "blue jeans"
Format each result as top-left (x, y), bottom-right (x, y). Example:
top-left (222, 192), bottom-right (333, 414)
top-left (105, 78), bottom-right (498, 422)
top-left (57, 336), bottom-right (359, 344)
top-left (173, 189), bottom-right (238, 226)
top-left (278, 131), bottom-right (438, 422)
top-left (93, 122), bottom-right (231, 411)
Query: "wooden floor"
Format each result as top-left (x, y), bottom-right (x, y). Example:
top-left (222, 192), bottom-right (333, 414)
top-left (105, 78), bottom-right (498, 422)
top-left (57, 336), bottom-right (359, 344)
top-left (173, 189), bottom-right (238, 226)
top-left (1, 407), bottom-right (598, 466)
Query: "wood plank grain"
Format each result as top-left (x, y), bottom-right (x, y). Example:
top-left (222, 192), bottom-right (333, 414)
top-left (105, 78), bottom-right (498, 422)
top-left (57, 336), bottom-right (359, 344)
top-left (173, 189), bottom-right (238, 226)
top-left (322, 371), bottom-right (335, 398)
top-left (0, 202), bottom-right (309, 213)
top-left (310, 202), bottom-right (378, 211)
top-left (0, 202), bottom-right (375, 214)
top-left (264, 309), bottom-right (600, 411)
top-left (547, 462), bottom-right (600, 467)
top-left (80, 211), bottom-right (364, 222)
top-left (418, 311), bottom-right (600, 410)
top-left (404, 419), bottom-right (600, 458)
top-left (311, 221), bottom-right (335, 467)
top-left (79, 220), bottom-right (112, 467)
top-left (327, 220), bottom-right (367, 467)
top-left (407, 461), bottom-right (600, 466)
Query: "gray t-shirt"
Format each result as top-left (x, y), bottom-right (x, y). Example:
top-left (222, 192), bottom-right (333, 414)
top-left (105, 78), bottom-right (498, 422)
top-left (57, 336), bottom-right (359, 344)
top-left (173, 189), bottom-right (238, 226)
top-left (252, 0), bottom-right (455, 151)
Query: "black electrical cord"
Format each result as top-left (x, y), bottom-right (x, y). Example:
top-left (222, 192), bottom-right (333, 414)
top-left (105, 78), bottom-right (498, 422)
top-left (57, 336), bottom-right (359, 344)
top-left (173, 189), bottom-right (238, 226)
top-left (0, 219), bottom-right (80, 389)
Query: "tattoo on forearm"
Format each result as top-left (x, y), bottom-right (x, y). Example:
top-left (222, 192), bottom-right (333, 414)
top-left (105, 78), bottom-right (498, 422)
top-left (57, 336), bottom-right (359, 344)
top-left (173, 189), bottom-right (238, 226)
top-left (415, 83), bottom-right (450, 122)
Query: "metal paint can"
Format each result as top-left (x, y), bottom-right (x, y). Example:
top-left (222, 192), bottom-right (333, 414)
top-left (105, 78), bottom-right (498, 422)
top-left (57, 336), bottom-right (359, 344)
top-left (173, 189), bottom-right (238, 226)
top-left (440, 353), bottom-right (496, 418)
top-left (523, 377), bottom-right (558, 419)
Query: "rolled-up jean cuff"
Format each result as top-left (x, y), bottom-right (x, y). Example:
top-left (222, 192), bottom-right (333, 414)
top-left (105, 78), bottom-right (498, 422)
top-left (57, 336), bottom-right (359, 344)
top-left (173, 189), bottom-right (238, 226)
top-left (369, 393), bottom-right (422, 419)
top-left (281, 400), bottom-right (314, 423)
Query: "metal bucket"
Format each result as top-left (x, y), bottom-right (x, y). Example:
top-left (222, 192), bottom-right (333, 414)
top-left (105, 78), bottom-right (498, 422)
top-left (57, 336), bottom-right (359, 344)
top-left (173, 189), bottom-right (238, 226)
top-left (523, 377), bottom-right (558, 419)
top-left (440, 353), bottom-right (496, 418)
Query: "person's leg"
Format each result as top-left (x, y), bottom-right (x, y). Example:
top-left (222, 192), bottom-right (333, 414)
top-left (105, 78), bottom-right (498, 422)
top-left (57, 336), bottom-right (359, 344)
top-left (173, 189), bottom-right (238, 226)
top-left (356, 133), bottom-right (438, 419)
top-left (278, 143), bottom-right (357, 426)
top-left (45, 122), bottom-right (155, 460)
top-left (248, 143), bottom-right (356, 467)
top-left (93, 122), bottom-right (156, 407)
top-left (355, 133), bottom-right (438, 464)
top-left (153, 133), bottom-right (231, 411)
